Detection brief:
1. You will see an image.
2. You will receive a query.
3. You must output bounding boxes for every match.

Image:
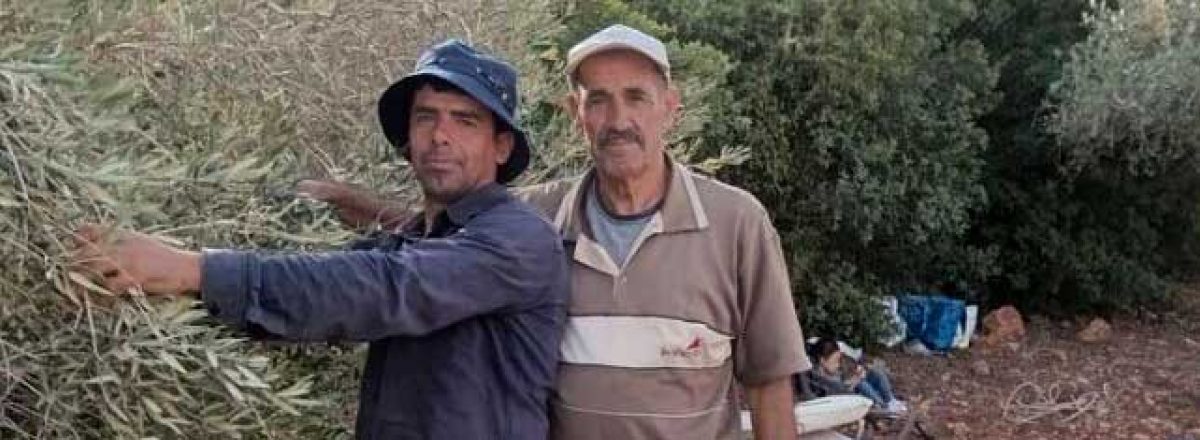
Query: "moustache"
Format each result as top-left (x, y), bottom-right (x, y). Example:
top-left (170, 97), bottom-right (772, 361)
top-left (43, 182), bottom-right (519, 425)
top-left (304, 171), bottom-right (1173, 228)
top-left (597, 128), bottom-right (642, 148)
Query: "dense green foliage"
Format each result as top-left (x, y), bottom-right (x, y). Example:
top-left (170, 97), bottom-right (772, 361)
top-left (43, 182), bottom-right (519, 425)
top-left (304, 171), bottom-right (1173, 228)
top-left (961, 0), bottom-right (1200, 315)
top-left (1036, 0), bottom-right (1200, 312)
top-left (962, 0), bottom-right (1096, 313)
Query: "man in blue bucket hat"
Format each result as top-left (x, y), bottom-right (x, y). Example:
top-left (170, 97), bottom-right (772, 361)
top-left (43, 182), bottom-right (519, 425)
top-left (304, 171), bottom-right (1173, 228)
top-left (73, 40), bottom-right (569, 440)
top-left (378, 39), bottom-right (531, 185)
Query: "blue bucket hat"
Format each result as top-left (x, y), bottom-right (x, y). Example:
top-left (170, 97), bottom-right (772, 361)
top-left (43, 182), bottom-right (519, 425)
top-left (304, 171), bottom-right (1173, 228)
top-left (378, 40), bottom-right (530, 184)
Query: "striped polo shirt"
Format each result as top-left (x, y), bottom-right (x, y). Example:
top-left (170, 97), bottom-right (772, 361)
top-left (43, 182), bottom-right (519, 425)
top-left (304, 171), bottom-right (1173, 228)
top-left (519, 160), bottom-right (810, 439)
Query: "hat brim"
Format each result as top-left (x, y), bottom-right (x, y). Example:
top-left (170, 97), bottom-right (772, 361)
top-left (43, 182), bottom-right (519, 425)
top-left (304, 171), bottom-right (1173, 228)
top-left (378, 67), bottom-right (530, 184)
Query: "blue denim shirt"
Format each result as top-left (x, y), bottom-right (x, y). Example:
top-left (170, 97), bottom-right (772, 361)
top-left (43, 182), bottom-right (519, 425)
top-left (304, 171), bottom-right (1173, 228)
top-left (199, 184), bottom-right (569, 439)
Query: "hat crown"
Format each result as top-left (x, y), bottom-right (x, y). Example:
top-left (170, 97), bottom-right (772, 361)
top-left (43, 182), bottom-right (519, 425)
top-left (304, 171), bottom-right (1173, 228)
top-left (573, 24), bottom-right (666, 56)
top-left (566, 24), bottom-right (670, 84)
top-left (415, 39), bottom-right (519, 116)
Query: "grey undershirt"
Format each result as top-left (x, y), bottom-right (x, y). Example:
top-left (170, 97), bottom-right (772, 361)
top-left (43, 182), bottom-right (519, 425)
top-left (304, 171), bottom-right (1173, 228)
top-left (585, 183), bottom-right (659, 268)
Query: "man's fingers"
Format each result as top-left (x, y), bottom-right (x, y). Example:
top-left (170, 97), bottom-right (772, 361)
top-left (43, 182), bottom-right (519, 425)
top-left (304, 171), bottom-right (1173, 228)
top-left (295, 179), bottom-right (336, 201)
top-left (74, 223), bottom-right (121, 247)
top-left (76, 223), bottom-right (104, 243)
top-left (71, 223), bottom-right (119, 258)
top-left (102, 271), bottom-right (141, 295)
top-left (75, 255), bottom-right (120, 278)
top-left (66, 224), bottom-right (155, 296)
top-left (71, 227), bottom-right (115, 272)
top-left (296, 179), bottom-right (357, 203)
top-left (69, 224), bottom-right (128, 285)
top-left (71, 240), bottom-right (102, 264)
top-left (71, 234), bottom-right (116, 274)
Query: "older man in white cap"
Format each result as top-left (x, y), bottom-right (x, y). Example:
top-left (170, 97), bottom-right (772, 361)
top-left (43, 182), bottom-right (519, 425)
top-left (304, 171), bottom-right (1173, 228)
top-left (520, 24), bottom-right (810, 440)
top-left (296, 25), bottom-right (810, 440)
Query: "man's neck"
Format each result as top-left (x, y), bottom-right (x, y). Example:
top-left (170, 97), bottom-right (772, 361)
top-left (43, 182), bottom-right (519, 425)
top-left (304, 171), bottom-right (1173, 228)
top-left (422, 199), bottom-right (446, 235)
top-left (595, 157), bottom-right (670, 216)
top-left (420, 181), bottom-right (497, 234)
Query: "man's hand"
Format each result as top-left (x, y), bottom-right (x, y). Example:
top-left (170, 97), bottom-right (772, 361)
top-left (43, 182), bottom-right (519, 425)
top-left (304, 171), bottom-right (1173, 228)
top-left (747, 376), bottom-right (798, 440)
top-left (295, 179), bottom-right (356, 204)
top-left (848, 364), bottom-right (867, 386)
top-left (295, 179), bottom-right (409, 230)
top-left (72, 224), bottom-right (201, 296)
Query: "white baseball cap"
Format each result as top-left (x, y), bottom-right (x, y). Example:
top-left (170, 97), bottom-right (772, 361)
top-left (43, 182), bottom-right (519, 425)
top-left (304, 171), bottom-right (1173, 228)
top-left (566, 24), bottom-right (670, 85)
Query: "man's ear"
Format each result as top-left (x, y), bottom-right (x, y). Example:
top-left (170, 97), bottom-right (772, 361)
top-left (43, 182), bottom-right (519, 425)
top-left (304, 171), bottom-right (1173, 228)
top-left (560, 92), bottom-right (577, 115)
top-left (565, 91), bottom-right (585, 131)
top-left (665, 86), bottom-right (682, 127)
top-left (494, 131), bottom-right (514, 165)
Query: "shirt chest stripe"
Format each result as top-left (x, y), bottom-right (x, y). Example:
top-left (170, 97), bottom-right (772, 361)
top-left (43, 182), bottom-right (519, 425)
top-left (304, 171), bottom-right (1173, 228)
top-left (560, 316), bottom-right (733, 369)
top-left (554, 400), bottom-right (727, 419)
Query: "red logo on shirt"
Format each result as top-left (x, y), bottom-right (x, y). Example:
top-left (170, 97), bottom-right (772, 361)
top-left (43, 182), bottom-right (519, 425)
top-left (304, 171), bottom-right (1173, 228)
top-left (662, 337), bottom-right (704, 358)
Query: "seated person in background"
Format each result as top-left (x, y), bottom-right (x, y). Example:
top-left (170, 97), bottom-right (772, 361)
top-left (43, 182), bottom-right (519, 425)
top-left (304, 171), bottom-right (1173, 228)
top-left (801, 337), bottom-right (908, 415)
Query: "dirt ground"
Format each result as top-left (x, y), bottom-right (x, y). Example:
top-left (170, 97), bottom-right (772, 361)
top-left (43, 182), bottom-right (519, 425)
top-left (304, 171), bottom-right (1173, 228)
top-left (876, 298), bottom-right (1200, 440)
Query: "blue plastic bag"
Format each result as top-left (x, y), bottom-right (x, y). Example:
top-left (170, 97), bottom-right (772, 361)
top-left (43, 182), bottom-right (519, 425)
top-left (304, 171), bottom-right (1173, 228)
top-left (897, 294), bottom-right (965, 352)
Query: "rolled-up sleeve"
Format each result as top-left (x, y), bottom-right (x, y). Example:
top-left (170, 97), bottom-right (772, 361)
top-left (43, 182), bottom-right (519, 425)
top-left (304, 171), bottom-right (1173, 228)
top-left (198, 217), bottom-right (564, 342)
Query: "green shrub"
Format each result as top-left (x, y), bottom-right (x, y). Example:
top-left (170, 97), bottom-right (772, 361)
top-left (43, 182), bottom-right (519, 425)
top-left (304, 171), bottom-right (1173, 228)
top-left (1, 8), bottom-right (325, 437)
top-left (1025, 0), bottom-right (1200, 313)
top-left (959, 0), bottom-right (1094, 313)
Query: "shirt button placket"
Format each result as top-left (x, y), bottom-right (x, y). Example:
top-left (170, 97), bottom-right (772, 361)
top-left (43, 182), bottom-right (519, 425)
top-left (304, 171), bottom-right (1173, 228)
top-left (612, 275), bottom-right (627, 300)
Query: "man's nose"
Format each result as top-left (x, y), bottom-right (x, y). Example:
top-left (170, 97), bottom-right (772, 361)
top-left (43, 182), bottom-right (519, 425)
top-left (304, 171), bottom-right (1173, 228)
top-left (606, 103), bottom-right (634, 131)
top-left (431, 116), bottom-right (452, 145)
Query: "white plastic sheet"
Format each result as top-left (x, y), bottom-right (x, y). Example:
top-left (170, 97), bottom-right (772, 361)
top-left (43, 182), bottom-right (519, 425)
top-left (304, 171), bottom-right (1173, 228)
top-left (952, 305), bottom-right (978, 349)
top-left (877, 296), bottom-right (907, 347)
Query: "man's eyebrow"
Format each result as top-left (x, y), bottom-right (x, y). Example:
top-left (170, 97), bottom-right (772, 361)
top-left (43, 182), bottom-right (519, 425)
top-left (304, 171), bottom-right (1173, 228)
top-left (585, 89), bottom-right (612, 98)
top-left (412, 105), bottom-right (438, 115)
top-left (411, 106), bottom-right (482, 119)
top-left (624, 87), bottom-right (650, 97)
top-left (449, 109), bottom-right (484, 120)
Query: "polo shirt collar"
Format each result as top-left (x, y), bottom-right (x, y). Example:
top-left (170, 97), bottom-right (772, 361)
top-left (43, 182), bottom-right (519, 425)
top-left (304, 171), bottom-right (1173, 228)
top-left (555, 156), bottom-right (709, 238)
top-left (445, 182), bottom-right (509, 225)
top-left (405, 183), bottom-right (510, 236)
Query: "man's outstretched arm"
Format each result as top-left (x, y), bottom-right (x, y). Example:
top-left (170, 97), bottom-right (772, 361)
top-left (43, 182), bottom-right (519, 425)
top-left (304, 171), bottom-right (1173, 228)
top-left (295, 179), bottom-right (411, 230)
top-left (72, 220), bottom-right (566, 342)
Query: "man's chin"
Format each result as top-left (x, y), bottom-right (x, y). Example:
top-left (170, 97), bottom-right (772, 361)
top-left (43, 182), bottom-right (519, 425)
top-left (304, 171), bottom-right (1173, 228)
top-left (598, 141), bottom-right (644, 154)
top-left (596, 160), bottom-right (650, 180)
top-left (418, 177), bottom-right (468, 204)
top-left (424, 191), bottom-right (469, 206)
